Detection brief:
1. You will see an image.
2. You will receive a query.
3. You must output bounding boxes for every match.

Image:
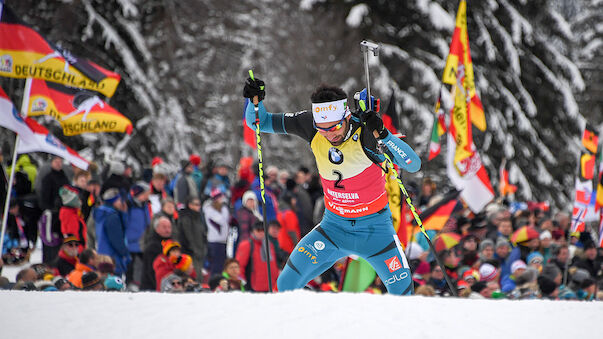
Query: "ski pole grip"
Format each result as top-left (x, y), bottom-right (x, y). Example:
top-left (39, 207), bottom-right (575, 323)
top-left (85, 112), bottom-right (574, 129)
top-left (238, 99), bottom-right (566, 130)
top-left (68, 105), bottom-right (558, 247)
top-left (249, 69), bottom-right (260, 106)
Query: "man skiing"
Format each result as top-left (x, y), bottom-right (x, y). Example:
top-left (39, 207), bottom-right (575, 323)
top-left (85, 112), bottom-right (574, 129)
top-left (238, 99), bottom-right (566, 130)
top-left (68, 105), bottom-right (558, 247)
top-left (243, 77), bottom-right (420, 295)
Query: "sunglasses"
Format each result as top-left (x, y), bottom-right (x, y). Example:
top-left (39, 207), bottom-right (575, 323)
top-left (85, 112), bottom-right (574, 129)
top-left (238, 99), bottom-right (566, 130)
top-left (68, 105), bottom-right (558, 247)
top-left (65, 242), bottom-right (78, 247)
top-left (313, 114), bottom-right (346, 132)
top-left (172, 280), bottom-right (182, 286)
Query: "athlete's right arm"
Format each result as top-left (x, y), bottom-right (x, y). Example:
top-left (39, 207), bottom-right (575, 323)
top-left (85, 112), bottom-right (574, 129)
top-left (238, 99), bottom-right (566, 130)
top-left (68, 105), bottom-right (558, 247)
top-left (245, 100), bottom-right (316, 142)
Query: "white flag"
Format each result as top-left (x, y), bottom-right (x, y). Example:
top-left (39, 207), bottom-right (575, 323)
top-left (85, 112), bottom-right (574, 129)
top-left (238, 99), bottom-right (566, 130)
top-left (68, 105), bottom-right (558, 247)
top-left (0, 86), bottom-right (89, 170)
top-left (446, 133), bottom-right (494, 213)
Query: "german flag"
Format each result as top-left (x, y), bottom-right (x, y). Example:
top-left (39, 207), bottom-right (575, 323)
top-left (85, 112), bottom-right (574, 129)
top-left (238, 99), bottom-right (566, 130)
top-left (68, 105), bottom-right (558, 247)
top-left (381, 91), bottom-right (403, 137)
top-left (27, 79), bottom-right (132, 136)
top-left (413, 190), bottom-right (462, 231)
top-left (582, 123), bottom-right (599, 155)
top-left (0, 4), bottom-right (120, 97)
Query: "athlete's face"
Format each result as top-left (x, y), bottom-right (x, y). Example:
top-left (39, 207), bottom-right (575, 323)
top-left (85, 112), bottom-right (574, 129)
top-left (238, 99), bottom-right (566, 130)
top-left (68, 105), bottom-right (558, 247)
top-left (315, 116), bottom-right (351, 146)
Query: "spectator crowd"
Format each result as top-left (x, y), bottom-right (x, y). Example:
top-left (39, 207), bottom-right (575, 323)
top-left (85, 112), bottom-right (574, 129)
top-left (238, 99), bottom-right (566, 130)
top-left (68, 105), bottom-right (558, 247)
top-left (0, 153), bottom-right (601, 300)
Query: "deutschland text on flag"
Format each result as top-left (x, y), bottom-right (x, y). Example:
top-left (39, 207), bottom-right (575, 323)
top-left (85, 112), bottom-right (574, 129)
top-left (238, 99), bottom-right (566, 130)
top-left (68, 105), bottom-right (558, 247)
top-left (0, 85), bottom-right (89, 170)
top-left (27, 79), bottom-right (132, 136)
top-left (0, 4), bottom-right (120, 97)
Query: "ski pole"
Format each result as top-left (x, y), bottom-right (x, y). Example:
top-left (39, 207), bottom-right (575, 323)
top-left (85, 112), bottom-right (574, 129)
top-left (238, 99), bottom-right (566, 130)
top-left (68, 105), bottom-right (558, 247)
top-left (248, 69), bottom-right (273, 292)
top-left (359, 40), bottom-right (456, 296)
top-left (381, 153), bottom-right (457, 296)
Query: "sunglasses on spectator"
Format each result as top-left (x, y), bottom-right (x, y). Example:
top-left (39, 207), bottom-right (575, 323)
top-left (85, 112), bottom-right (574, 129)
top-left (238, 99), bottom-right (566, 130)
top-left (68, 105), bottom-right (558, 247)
top-left (313, 114), bottom-right (346, 132)
top-left (172, 280), bottom-right (182, 286)
top-left (65, 242), bottom-right (78, 247)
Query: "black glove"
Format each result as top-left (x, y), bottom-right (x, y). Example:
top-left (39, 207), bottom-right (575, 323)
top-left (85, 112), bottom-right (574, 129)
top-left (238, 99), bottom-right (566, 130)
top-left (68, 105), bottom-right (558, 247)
top-left (361, 110), bottom-right (388, 139)
top-left (243, 77), bottom-right (265, 101)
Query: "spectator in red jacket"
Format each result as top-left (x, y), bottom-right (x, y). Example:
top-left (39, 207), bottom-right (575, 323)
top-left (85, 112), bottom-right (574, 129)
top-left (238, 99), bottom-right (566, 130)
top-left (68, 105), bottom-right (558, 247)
top-left (59, 185), bottom-right (87, 250)
top-left (153, 239), bottom-right (182, 291)
top-left (276, 191), bottom-right (300, 254)
top-left (236, 222), bottom-right (278, 292)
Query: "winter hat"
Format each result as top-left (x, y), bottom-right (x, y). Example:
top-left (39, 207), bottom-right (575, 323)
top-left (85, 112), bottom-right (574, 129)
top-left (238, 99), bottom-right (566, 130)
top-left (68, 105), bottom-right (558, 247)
top-left (62, 234), bottom-right (80, 245)
top-left (81, 272), bottom-right (102, 290)
top-left (162, 239), bottom-right (181, 256)
top-left (571, 268), bottom-right (591, 285)
top-left (189, 154), bottom-right (201, 166)
top-left (104, 275), bottom-right (125, 291)
top-left (160, 274), bottom-right (183, 292)
top-left (130, 181), bottom-right (150, 197)
top-left (151, 156), bottom-right (164, 167)
top-left (479, 239), bottom-right (494, 252)
top-left (102, 188), bottom-right (121, 204)
top-left (210, 187), bottom-right (225, 200)
top-left (242, 190), bottom-right (258, 205)
top-left (457, 280), bottom-right (470, 290)
top-left (511, 260), bottom-right (527, 275)
top-left (527, 252), bottom-right (544, 265)
top-left (108, 160), bottom-right (125, 175)
top-left (97, 262), bottom-right (115, 275)
top-left (539, 230), bottom-right (552, 240)
top-left (405, 242), bottom-right (424, 261)
top-left (414, 261), bottom-right (431, 275)
top-left (537, 275), bottom-right (557, 296)
top-left (495, 237), bottom-right (511, 249)
top-left (463, 269), bottom-right (480, 282)
top-left (541, 264), bottom-right (561, 282)
top-left (180, 159), bottom-right (192, 170)
top-left (516, 267), bottom-right (538, 285)
top-left (172, 254), bottom-right (193, 272)
top-left (59, 185), bottom-right (81, 208)
top-left (479, 263), bottom-right (498, 282)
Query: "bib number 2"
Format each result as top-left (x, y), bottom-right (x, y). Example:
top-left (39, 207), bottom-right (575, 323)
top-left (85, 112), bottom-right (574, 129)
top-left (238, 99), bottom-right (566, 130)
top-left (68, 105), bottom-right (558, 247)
top-left (333, 170), bottom-right (345, 189)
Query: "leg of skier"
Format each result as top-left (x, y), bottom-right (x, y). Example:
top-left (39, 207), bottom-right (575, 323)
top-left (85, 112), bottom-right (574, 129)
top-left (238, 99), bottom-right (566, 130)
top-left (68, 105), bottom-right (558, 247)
top-left (277, 224), bottom-right (346, 291)
top-left (356, 209), bottom-right (413, 295)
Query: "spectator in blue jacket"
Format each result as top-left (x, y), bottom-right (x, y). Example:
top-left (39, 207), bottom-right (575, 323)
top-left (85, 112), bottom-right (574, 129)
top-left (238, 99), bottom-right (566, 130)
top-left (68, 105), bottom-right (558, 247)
top-left (95, 188), bottom-right (130, 276)
top-left (125, 181), bottom-right (151, 289)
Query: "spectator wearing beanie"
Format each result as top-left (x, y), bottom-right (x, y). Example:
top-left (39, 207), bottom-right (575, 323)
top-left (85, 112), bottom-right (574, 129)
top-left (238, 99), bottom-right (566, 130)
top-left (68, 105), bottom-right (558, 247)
top-left (50, 235), bottom-right (80, 277)
top-left (203, 188), bottom-right (232, 276)
top-left (67, 248), bottom-right (98, 288)
top-left (125, 181), bottom-right (151, 289)
top-left (574, 241), bottom-right (599, 278)
top-left (81, 271), bottom-right (103, 291)
top-left (538, 275), bottom-right (558, 299)
top-left (104, 275), bottom-right (125, 291)
top-left (152, 240), bottom-right (192, 291)
top-left (539, 230), bottom-right (553, 263)
top-left (494, 237), bottom-right (511, 264)
top-left (527, 252), bottom-right (544, 272)
top-left (174, 159), bottom-right (199, 210)
top-left (509, 267), bottom-right (539, 299)
top-left (501, 260), bottom-right (527, 293)
top-left (479, 263), bottom-right (499, 283)
top-left (95, 188), bottom-right (130, 276)
top-left (58, 185), bottom-right (87, 249)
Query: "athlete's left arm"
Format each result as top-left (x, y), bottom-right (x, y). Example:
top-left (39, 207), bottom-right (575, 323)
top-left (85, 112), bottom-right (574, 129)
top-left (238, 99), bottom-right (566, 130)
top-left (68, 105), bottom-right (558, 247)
top-left (379, 131), bottom-right (421, 173)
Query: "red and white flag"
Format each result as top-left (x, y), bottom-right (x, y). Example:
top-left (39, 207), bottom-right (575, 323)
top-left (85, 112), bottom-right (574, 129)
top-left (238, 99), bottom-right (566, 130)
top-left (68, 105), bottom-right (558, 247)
top-left (446, 132), bottom-right (494, 213)
top-left (0, 86), bottom-right (89, 170)
top-left (570, 178), bottom-right (593, 233)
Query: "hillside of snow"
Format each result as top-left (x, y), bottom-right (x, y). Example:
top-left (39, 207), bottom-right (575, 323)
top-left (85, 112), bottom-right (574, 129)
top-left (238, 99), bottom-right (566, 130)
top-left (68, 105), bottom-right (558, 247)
top-left (0, 289), bottom-right (601, 339)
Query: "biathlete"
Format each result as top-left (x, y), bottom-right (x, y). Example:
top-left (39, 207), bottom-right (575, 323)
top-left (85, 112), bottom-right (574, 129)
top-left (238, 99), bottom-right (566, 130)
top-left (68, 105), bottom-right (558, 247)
top-left (243, 77), bottom-right (421, 295)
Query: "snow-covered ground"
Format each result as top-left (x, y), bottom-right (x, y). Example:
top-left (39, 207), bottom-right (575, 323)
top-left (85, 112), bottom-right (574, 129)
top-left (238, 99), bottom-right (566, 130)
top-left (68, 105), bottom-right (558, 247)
top-left (2, 248), bottom-right (601, 338)
top-left (0, 289), bottom-right (601, 339)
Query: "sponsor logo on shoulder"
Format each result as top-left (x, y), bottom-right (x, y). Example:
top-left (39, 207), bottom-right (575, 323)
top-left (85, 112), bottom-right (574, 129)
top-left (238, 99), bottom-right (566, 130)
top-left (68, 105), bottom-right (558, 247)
top-left (352, 134), bottom-right (359, 141)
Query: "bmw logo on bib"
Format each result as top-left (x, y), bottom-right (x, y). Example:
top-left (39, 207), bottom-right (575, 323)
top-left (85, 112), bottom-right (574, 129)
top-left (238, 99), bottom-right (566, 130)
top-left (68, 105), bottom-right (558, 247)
top-left (328, 147), bottom-right (344, 164)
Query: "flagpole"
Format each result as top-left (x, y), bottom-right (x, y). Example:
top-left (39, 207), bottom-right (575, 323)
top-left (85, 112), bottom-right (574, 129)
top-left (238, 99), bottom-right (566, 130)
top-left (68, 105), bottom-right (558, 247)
top-left (0, 78), bottom-right (32, 255)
